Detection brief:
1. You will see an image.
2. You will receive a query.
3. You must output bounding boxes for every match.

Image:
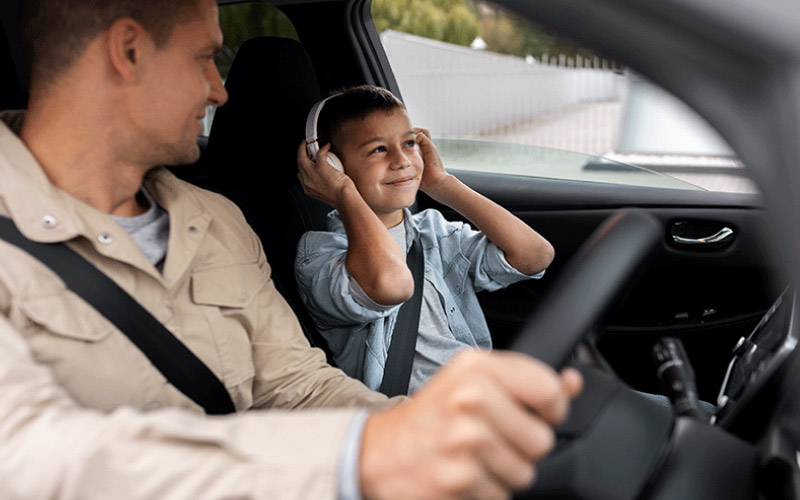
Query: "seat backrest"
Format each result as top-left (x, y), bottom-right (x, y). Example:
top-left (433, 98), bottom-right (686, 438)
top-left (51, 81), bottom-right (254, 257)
top-left (198, 37), bottom-right (336, 360)
top-left (0, 17), bottom-right (26, 110)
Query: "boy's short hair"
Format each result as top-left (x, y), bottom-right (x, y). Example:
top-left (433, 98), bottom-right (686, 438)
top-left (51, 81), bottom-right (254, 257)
top-left (20, 0), bottom-right (200, 91)
top-left (317, 85), bottom-right (406, 151)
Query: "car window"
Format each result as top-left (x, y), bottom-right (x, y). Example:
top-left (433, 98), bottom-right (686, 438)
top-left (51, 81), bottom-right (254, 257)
top-left (372, 0), bottom-right (757, 194)
top-left (203, 2), bottom-right (299, 135)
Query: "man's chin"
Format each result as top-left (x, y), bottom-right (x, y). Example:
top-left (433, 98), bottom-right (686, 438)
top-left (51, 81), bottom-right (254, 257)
top-left (160, 142), bottom-right (202, 167)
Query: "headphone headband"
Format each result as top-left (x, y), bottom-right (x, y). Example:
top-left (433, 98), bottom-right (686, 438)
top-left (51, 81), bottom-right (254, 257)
top-left (305, 94), bottom-right (338, 160)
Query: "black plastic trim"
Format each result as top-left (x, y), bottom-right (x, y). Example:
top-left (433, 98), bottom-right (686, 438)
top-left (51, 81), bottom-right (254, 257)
top-left (446, 170), bottom-right (764, 211)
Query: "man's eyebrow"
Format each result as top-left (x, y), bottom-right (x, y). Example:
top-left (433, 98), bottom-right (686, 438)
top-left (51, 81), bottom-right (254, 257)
top-left (202, 38), bottom-right (224, 55)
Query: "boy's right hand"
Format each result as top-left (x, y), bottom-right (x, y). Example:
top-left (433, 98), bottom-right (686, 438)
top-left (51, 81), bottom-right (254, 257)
top-left (297, 141), bottom-right (354, 209)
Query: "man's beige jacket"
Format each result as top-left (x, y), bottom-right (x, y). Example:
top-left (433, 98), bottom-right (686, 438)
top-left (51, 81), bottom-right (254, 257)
top-left (0, 112), bottom-right (393, 499)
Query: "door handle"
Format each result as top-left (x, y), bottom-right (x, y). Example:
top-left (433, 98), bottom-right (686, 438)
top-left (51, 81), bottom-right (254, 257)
top-left (672, 226), bottom-right (734, 246)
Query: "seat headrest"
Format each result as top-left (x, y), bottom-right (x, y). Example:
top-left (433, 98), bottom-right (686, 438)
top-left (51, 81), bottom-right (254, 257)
top-left (207, 36), bottom-right (322, 186)
top-left (0, 19), bottom-right (25, 110)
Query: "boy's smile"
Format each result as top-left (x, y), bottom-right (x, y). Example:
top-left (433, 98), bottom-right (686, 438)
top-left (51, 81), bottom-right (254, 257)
top-left (336, 108), bottom-right (423, 227)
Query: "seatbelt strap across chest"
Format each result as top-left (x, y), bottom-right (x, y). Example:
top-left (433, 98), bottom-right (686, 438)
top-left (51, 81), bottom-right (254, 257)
top-left (0, 216), bottom-right (236, 415)
top-left (379, 235), bottom-right (425, 397)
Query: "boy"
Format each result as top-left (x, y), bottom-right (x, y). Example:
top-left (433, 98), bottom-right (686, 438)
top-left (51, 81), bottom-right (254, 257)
top-left (295, 85), bottom-right (554, 393)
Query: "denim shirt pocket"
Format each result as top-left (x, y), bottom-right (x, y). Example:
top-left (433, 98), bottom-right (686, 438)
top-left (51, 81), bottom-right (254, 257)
top-left (443, 252), bottom-right (470, 296)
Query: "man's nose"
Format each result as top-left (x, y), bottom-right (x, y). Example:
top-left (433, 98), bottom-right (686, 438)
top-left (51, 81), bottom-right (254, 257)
top-left (208, 66), bottom-right (229, 108)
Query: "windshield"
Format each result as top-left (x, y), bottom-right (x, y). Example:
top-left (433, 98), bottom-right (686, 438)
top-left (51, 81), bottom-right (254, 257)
top-left (435, 138), bottom-right (702, 190)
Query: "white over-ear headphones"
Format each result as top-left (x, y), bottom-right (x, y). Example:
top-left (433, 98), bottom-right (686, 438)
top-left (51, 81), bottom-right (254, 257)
top-left (305, 95), bottom-right (345, 172)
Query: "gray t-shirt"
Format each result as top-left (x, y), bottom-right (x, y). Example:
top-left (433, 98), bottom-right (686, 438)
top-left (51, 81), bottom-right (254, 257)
top-left (387, 221), bottom-right (472, 394)
top-left (111, 187), bottom-right (170, 271)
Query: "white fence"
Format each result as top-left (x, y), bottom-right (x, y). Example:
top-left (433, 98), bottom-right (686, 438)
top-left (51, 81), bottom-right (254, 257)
top-left (381, 30), bottom-right (628, 155)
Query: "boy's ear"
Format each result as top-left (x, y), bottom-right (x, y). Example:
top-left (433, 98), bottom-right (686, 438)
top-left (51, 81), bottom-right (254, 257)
top-left (106, 18), bottom-right (151, 83)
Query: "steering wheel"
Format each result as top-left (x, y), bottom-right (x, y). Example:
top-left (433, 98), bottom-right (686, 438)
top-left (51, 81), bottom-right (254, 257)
top-left (511, 209), bottom-right (759, 500)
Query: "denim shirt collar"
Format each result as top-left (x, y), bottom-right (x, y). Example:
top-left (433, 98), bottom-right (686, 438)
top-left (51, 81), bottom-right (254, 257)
top-left (326, 207), bottom-right (421, 253)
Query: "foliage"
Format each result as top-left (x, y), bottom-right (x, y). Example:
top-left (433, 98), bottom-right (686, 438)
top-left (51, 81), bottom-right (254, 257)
top-left (476, 4), bottom-right (596, 61)
top-left (371, 0), bottom-right (598, 61)
top-left (217, 3), bottom-right (298, 77)
top-left (443, 5), bottom-right (481, 46)
top-left (372, 0), bottom-right (479, 47)
top-left (214, 0), bottom-right (600, 70)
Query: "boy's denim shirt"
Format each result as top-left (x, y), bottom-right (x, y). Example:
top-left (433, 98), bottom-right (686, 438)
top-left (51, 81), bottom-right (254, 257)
top-left (295, 208), bottom-right (544, 391)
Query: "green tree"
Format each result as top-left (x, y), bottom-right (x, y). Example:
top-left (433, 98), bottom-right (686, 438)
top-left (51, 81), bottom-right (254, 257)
top-left (443, 4), bottom-right (480, 46)
top-left (217, 3), bottom-right (298, 77)
top-left (372, 0), bottom-right (601, 62)
top-left (372, 0), bottom-right (480, 47)
top-left (476, 4), bottom-right (595, 60)
top-left (404, 1), bottom-right (447, 40)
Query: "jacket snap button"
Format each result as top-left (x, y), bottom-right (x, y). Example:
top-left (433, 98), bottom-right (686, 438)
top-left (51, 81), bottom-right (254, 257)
top-left (97, 232), bottom-right (113, 244)
top-left (41, 215), bottom-right (58, 228)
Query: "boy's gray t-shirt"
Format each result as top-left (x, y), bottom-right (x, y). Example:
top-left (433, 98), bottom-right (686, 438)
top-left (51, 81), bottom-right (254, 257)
top-left (387, 221), bottom-right (473, 394)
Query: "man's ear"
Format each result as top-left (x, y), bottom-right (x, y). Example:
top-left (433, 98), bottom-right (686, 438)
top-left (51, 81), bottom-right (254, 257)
top-left (106, 18), bottom-right (151, 83)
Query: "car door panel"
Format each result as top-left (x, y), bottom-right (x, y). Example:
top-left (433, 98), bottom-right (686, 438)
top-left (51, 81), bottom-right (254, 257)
top-left (421, 171), bottom-right (778, 401)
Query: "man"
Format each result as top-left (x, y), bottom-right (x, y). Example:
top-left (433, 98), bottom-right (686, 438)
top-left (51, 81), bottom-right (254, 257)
top-left (0, 0), bottom-right (582, 498)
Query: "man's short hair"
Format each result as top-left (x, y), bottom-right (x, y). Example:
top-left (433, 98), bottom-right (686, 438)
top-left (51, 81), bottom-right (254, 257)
top-left (317, 85), bottom-right (406, 151)
top-left (20, 0), bottom-right (199, 90)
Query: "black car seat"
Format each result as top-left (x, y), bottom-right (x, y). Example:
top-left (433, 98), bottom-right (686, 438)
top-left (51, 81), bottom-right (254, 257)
top-left (0, 21), bottom-right (25, 110)
top-left (192, 36), bottom-right (336, 361)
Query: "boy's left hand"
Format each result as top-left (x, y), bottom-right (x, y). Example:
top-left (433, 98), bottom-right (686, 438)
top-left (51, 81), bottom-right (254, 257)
top-left (415, 127), bottom-right (452, 197)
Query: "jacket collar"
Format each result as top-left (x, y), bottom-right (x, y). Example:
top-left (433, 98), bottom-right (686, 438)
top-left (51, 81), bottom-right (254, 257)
top-left (327, 207), bottom-right (420, 252)
top-left (0, 110), bottom-right (86, 242)
top-left (0, 110), bottom-right (210, 283)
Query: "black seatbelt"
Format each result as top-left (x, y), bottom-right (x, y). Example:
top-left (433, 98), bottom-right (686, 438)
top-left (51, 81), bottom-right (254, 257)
top-left (0, 216), bottom-right (236, 415)
top-left (379, 236), bottom-right (425, 397)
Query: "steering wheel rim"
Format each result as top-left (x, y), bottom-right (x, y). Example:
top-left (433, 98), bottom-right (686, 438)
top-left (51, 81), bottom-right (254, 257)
top-left (511, 209), bottom-right (762, 500)
top-left (510, 209), bottom-right (677, 500)
top-left (510, 209), bottom-right (662, 369)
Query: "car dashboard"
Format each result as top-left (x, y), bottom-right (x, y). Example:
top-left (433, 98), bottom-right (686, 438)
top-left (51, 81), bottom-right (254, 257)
top-left (713, 287), bottom-right (798, 437)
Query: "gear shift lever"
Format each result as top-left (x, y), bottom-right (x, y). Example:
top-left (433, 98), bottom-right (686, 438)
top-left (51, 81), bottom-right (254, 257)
top-left (652, 337), bottom-right (708, 421)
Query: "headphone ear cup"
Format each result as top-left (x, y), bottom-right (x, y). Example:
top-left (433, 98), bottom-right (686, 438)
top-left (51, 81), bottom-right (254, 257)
top-left (326, 152), bottom-right (344, 172)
